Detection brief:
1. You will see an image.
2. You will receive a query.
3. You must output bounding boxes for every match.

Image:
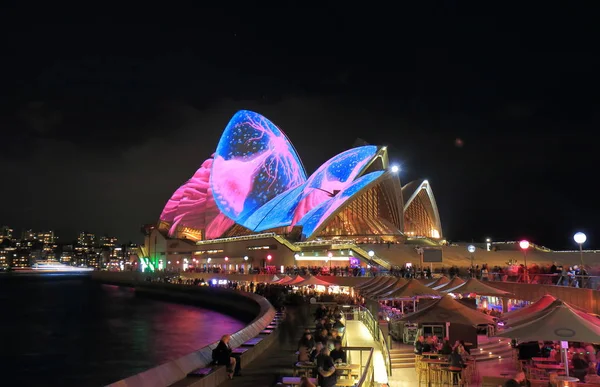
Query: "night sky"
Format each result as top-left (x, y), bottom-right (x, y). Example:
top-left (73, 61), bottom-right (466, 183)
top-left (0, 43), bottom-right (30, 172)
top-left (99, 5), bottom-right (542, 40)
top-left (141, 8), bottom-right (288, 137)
top-left (1, 4), bottom-right (599, 248)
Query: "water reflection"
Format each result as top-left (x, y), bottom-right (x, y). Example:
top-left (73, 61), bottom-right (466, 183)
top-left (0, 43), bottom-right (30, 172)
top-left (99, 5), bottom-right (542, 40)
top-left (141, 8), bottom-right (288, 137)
top-left (0, 278), bottom-right (245, 387)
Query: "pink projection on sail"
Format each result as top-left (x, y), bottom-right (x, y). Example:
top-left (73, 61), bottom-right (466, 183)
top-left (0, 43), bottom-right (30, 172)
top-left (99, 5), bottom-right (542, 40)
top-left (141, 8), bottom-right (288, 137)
top-left (159, 156), bottom-right (234, 239)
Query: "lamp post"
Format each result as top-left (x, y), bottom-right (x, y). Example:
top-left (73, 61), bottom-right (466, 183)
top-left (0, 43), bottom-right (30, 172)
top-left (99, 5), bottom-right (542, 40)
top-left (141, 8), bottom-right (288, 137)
top-left (467, 245), bottom-right (476, 277)
top-left (573, 232), bottom-right (586, 287)
top-left (519, 240), bottom-right (530, 283)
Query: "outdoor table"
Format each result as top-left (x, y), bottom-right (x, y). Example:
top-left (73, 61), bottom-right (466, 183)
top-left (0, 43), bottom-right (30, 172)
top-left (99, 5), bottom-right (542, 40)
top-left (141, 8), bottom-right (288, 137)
top-left (293, 361), bottom-right (315, 377)
top-left (335, 363), bottom-right (360, 378)
top-left (282, 376), bottom-right (317, 386)
top-left (536, 363), bottom-right (565, 370)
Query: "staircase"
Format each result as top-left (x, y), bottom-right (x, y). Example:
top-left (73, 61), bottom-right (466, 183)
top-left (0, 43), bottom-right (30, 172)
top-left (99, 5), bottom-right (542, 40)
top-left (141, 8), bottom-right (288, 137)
top-left (390, 346), bottom-right (416, 369)
top-left (389, 337), bottom-right (514, 370)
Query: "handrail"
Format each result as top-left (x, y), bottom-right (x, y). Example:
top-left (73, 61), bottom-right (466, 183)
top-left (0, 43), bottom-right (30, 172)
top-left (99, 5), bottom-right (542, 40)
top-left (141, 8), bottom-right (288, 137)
top-left (347, 346), bottom-right (374, 387)
top-left (355, 305), bottom-right (392, 377)
top-left (352, 245), bottom-right (392, 270)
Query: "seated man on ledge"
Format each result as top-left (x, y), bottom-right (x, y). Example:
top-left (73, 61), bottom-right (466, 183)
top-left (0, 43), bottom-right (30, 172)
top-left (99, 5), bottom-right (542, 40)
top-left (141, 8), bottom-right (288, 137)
top-left (213, 334), bottom-right (241, 379)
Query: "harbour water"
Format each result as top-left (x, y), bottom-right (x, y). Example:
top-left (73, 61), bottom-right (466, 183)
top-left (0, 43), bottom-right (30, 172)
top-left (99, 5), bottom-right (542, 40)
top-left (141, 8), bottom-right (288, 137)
top-left (0, 275), bottom-right (245, 387)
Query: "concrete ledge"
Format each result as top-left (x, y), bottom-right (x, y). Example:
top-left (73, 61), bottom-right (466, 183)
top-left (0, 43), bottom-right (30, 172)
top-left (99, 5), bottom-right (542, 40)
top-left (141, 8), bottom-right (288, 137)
top-left (94, 273), bottom-right (276, 387)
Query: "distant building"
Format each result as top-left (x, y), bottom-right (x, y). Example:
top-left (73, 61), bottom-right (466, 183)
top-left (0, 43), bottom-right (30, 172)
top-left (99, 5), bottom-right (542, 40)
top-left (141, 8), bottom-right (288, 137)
top-left (0, 226), bottom-right (13, 243)
top-left (21, 229), bottom-right (35, 241)
top-left (37, 231), bottom-right (56, 244)
top-left (78, 232), bottom-right (96, 248)
top-left (100, 236), bottom-right (118, 248)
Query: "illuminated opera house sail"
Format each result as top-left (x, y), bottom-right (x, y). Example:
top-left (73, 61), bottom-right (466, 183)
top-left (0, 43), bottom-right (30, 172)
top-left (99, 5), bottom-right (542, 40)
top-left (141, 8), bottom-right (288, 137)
top-left (158, 110), bottom-right (442, 242)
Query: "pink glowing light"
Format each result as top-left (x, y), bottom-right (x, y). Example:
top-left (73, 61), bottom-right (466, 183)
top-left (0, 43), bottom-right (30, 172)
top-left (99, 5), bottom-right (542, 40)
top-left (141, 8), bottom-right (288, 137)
top-left (159, 155), bottom-right (235, 239)
top-left (519, 240), bottom-right (530, 250)
top-left (211, 110), bottom-right (306, 225)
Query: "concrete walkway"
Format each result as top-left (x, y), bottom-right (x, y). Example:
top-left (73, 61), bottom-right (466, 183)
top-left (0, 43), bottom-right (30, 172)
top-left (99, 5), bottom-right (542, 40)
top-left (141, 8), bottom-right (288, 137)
top-left (343, 320), bottom-right (390, 385)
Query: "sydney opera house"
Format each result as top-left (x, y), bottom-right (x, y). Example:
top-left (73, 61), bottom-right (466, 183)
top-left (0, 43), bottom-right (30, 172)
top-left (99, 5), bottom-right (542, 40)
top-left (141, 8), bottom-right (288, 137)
top-left (142, 110), bottom-right (443, 272)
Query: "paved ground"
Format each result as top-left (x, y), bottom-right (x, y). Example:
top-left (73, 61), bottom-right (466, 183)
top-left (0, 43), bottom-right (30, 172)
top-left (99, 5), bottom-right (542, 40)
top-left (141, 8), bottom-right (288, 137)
top-left (218, 305), bottom-right (312, 387)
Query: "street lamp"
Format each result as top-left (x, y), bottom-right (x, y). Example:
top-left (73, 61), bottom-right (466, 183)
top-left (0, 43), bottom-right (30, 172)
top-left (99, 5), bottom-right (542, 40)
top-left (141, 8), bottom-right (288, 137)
top-left (519, 240), bottom-right (530, 283)
top-left (368, 250), bottom-right (374, 257)
top-left (244, 256), bottom-right (249, 261)
top-left (391, 165), bottom-right (400, 173)
top-left (574, 232), bottom-right (586, 285)
top-left (467, 245), bottom-right (476, 276)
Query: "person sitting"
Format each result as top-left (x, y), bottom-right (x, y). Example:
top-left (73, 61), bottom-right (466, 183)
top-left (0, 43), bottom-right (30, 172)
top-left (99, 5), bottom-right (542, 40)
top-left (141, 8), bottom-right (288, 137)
top-left (459, 340), bottom-right (471, 355)
top-left (439, 340), bottom-right (453, 356)
top-left (414, 336), bottom-right (424, 354)
top-left (310, 342), bottom-right (324, 363)
top-left (212, 334), bottom-right (240, 379)
top-left (330, 340), bottom-right (347, 363)
top-left (315, 328), bottom-right (329, 346)
top-left (298, 332), bottom-right (315, 352)
top-left (504, 371), bottom-right (530, 387)
top-left (422, 337), bottom-right (433, 353)
top-left (572, 353), bottom-right (589, 381)
top-left (585, 365), bottom-right (600, 383)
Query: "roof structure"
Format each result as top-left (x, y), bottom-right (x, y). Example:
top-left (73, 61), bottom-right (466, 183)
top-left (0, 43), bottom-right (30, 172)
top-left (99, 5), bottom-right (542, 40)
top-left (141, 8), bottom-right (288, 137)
top-left (498, 303), bottom-right (600, 342)
top-left (427, 276), bottom-right (450, 288)
top-left (286, 276), bottom-right (306, 285)
top-left (295, 276), bottom-right (334, 287)
top-left (273, 275), bottom-right (292, 284)
top-left (504, 299), bottom-right (594, 327)
top-left (442, 278), bottom-right (512, 297)
top-left (360, 277), bottom-right (398, 297)
top-left (502, 294), bottom-right (557, 321)
top-left (433, 277), bottom-right (465, 290)
top-left (402, 179), bottom-right (443, 239)
top-left (364, 278), bottom-right (408, 298)
top-left (399, 295), bottom-right (497, 326)
top-left (378, 279), bottom-right (441, 301)
top-left (157, 110), bottom-right (442, 244)
top-left (358, 276), bottom-right (394, 293)
top-left (375, 278), bottom-right (409, 299)
top-left (354, 276), bottom-right (382, 290)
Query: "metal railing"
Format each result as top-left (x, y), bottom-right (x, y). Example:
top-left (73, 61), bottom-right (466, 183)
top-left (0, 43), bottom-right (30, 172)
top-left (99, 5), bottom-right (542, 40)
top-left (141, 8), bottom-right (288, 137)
top-left (484, 273), bottom-right (600, 289)
top-left (354, 305), bottom-right (392, 377)
top-left (344, 346), bottom-right (375, 387)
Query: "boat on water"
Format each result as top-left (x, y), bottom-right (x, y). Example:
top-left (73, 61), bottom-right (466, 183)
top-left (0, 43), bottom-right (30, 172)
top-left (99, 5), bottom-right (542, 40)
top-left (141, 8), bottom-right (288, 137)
top-left (12, 261), bottom-right (94, 273)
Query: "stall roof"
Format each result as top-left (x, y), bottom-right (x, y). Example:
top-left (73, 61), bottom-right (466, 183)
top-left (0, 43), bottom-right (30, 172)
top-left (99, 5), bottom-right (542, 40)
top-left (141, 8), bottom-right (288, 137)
top-left (427, 276), bottom-right (450, 288)
top-left (357, 276), bottom-right (393, 292)
top-left (433, 276), bottom-right (465, 290)
top-left (374, 278), bottom-right (409, 299)
top-left (442, 278), bottom-right (512, 297)
top-left (502, 294), bottom-right (557, 321)
top-left (378, 279), bottom-right (441, 301)
top-left (498, 303), bottom-right (600, 343)
top-left (286, 275), bottom-right (306, 285)
top-left (360, 277), bottom-right (397, 296)
top-left (364, 278), bottom-right (408, 298)
top-left (353, 276), bottom-right (383, 290)
top-left (274, 275), bottom-right (293, 284)
top-left (399, 295), bottom-right (497, 326)
top-left (295, 276), bottom-right (334, 287)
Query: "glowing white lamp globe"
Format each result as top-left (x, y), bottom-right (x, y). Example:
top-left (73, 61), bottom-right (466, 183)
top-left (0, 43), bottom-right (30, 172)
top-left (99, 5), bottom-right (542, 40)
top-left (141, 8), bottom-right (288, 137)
top-left (574, 232), bottom-right (586, 245)
top-left (391, 165), bottom-right (400, 173)
top-left (244, 255), bottom-right (249, 261)
top-left (519, 240), bottom-right (530, 250)
top-left (467, 245), bottom-right (476, 253)
top-left (368, 250), bottom-right (375, 257)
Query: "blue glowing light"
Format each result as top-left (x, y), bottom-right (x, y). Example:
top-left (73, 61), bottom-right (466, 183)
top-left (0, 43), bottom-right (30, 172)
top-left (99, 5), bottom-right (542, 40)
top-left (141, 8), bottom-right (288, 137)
top-left (210, 110), bottom-right (307, 224)
top-left (296, 171), bottom-right (385, 239)
top-left (244, 183), bottom-right (307, 231)
top-left (243, 146), bottom-right (378, 232)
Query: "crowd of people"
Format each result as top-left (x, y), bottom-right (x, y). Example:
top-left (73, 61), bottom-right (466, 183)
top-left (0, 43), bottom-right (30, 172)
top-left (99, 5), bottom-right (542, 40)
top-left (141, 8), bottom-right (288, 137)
top-left (296, 305), bottom-right (347, 387)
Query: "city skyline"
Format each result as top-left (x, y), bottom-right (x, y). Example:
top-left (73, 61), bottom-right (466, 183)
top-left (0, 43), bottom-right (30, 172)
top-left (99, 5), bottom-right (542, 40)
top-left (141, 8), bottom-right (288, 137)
top-left (1, 4), bottom-right (599, 248)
